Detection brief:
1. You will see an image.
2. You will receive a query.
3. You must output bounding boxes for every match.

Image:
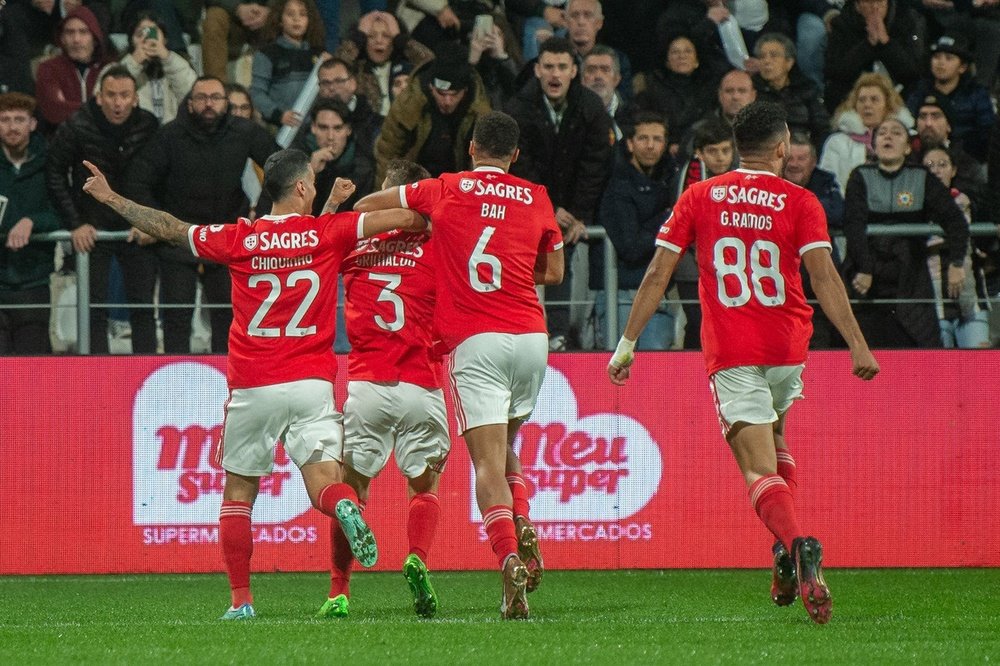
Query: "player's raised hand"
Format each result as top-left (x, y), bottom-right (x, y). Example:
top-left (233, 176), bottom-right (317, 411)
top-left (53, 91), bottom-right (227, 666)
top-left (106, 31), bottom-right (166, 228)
top-left (850, 347), bottom-right (879, 381)
top-left (328, 177), bottom-right (356, 206)
top-left (81, 160), bottom-right (114, 204)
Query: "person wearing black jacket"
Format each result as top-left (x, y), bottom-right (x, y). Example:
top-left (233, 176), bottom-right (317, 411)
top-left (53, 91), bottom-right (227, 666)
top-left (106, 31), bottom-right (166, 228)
top-left (129, 76), bottom-right (277, 353)
top-left (503, 37), bottom-right (612, 349)
top-left (752, 32), bottom-right (829, 150)
top-left (46, 66), bottom-right (159, 353)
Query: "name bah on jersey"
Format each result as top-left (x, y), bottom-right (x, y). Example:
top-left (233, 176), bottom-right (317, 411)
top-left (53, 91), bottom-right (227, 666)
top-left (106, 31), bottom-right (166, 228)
top-left (460, 176), bottom-right (534, 220)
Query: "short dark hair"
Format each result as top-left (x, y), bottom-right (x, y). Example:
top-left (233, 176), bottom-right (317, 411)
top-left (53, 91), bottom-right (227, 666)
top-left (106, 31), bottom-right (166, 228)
top-left (626, 110), bottom-right (667, 139)
top-left (472, 111), bottom-right (520, 159)
top-left (99, 64), bottom-right (136, 89)
top-left (538, 36), bottom-right (575, 60)
top-left (585, 44), bottom-right (620, 76)
top-left (311, 97), bottom-right (352, 125)
top-left (754, 32), bottom-right (796, 60)
top-left (789, 130), bottom-right (816, 158)
top-left (319, 57), bottom-right (353, 75)
top-left (0, 92), bottom-right (36, 114)
top-left (694, 117), bottom-right (734, 151)
top-left (262, 149), bottom-right (311, 202)
top-left (731, 101), bottom-right (787, 155)
top-left (384, 159), bottom-right (431, 188)
top-left (193, 75), bottom-right (225, 89)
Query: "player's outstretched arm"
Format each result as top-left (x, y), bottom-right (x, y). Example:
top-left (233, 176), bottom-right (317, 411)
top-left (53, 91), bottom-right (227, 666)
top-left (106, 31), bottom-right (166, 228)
top-left (608, 246), bottom-right (680, 386)
top-left (81, 160), bottom-right (191, 246)
top-left (534, 248), bottom-right (564, 285)
top-left (802, 247), bottom-right (880, 381)
top-left (360, 208), bottom-right (428, 238)
top-left (353, 186), bottom-right (404, 212)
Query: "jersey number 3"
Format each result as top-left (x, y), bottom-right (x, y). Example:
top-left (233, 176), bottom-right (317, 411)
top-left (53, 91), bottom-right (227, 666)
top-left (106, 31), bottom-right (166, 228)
top-left (247, 270), bottom-right (320, 337)
top-left (713, 237), bottom-right (786, 307)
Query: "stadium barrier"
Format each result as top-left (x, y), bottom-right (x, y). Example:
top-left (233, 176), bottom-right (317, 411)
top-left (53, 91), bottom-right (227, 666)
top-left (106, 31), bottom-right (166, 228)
top-left (2, 351), bottom-right (997, 575)
top-left (9, 223), bottom-right (997, 353)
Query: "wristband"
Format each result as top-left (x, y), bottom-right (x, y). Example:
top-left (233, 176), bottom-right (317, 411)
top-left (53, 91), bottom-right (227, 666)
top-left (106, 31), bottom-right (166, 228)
top-left (610, 336), bottom-right (636, 368)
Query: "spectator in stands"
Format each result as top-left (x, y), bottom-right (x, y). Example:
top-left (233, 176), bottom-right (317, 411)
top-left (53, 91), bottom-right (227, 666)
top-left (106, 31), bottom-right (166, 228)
top-left (375, 43), bottom-right (490, 183)
top-left (309, 57), bottom-right (382, 154)
top-left (119, 12), bottom-right (197, 125)
top-left (564, 0), bottom-right (631, 99)
top-left (18, 0), bottom-right (111, 59)
top-left (820, 72), bottom-right (912, 193)
top-left (36, 6), bottom-right (114, 129)
top-left (824, 0), bottom-right (921, 113)
top-left (511, 0), bottom-right (567, 62)
top-left (316, 0), bottom-right (387, 53)
top-left (905, 34), bottom-right (995, 164)
top-left (910, 95), bottom-right (985, 209)
top-left (0, 4), bottom-right (35, 95)
top-left (129, 76), bottom-right (277, 353)
top-left (251, 0), bottom-right (328, 131)
top-left (596, 111), bottom-right (675, 350)
top-left (784, 130), bottom-right (845, 348)
top-left (504, 36), bottom-right (612, 349)
top-left (0, 93), bottom-right (61, 354)
top-left (201, 0), bottom-right (269, 83)
top-left (752, 32), bottom-right (829, 149)
top-left (226, 82), bottom-right (259, 122)
top-left (468, 17), bottom-right (519, 110)
top-left (913, 0), bottom-right (1000, 91)
top-left (335, 10), bottom-right (434, 116)
top-left (390, 61), bottom-right (414, 101)
top-left (678, 67), bottom-right (755, 159)
top-left (116, 0), bottom-right (200, 57)
top-left (633, 33), bottom-right (723, 157)
top-left (667, 117), bottom-right (735, 349)
top-left (842, 117), bottom-right (968, 348)
top-left (793, 1), bottom-right (839, 91)
top-left (922, 145), bottom-right (989, 349)
top-left (46, 67), bottom-right (159, 353)
top-left (293, 98), bottom-right (374, 212)
top-left (581, 45), bottom-right (630, 142)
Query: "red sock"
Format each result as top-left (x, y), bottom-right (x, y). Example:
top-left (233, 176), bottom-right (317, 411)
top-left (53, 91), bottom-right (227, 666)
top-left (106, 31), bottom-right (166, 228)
top-left (407, 493), bottom-right (440, 562)
top-left (319, 484), bottom-right (360, 598)
top-left (220, 500), bottom-right (254, 607)
top-left (506, 473), bottom-right (530, 520)
top-left (749, 475), bottom-right (802, 552)
top-left (483, 505), bottom-right (518, 568)
top-left (776, 448), bottom-right (797, 498)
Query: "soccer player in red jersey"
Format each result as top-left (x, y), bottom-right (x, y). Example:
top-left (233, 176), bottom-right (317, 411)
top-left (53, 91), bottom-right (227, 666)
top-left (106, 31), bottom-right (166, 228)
top-left (328, 160), bottom-right (448, 619)
top-left (608, 101), bottom-right (880, 625)
top-left (81, 151), bottom-right (427, 621)
top-left (355, 111), bottom-right (565, 619)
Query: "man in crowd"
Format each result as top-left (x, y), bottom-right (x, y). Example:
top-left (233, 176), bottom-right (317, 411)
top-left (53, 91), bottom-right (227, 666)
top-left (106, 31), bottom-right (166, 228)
top-left (609, 101), bottom-right (879, 625)
top-left (82, 148), bottom-right (428, 620)
top-left (355, 111), bottom-right (564, 620)
top-left (581, 45), bottom-right (630, 143)
top-left (313, 58), bottom-right (383, 154)
top-left (130, 76), bottom-right (277, 353)
top-left (46, 66), bottom-right (159, 353)
top-left (0, 92), bottom-right (61, 353)
top-left (565, 0), bottom-right (631, 99)
top-left (911, 95), bottom-right (985, 202)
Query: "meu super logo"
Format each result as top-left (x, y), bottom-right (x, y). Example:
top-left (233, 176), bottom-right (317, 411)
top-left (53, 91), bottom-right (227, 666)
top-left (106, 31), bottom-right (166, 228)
top-left (473, 367), bottom-right (662, 542)
top-left (133, 362), bottom-right (316, 544)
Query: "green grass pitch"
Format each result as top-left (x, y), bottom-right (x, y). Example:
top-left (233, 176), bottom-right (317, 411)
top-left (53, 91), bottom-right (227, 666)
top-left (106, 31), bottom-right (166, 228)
top-left (1, 569), bottom-right (996, 664)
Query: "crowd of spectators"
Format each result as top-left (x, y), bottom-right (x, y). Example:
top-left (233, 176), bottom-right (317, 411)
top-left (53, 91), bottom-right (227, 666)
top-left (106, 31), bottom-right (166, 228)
top-left (2, 0), bottom-right (1000, 354)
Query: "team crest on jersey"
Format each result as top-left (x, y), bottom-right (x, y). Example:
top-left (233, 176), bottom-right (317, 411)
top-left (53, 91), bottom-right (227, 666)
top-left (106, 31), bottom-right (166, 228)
top-left (896, 191), bottom-right (914, 207)
top-left (459, 178), bottom-right (476, 193)
top-left (243, 234), bottom-right (259, 251)
top-left (711, 185), bottom-right (726, 202)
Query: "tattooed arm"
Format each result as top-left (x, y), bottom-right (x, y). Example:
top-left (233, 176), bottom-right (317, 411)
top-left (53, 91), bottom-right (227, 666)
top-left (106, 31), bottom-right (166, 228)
top-left (319, 177), bottom-right (356, 215)
top-left (81, 160), bottom-right (191, 246)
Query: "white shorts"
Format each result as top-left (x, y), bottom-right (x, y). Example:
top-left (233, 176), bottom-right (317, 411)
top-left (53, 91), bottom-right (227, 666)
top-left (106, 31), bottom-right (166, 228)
top-left (448, 332), bottom-right (548, 433)
top-left (343, 380), bottom-right (450, 479)
top-left (219, 379), bottom-right (344, 476)
top-left (709, 364), bottom-right (805, 437)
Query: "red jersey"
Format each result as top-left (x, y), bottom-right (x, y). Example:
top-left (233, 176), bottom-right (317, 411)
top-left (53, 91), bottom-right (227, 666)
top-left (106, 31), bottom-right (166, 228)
top-left (188, 211), bottom-right (365, 389)
top-left (400, 167), bottom-right (563, 351)
top-left (341, 229), bottom-right (440, 389)
top-left (656, 169), bottom-right (832, 375)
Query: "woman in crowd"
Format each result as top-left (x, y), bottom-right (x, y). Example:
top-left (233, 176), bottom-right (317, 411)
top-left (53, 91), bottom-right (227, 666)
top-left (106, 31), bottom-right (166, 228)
top-left (119, 12), bottom-right (197, 125)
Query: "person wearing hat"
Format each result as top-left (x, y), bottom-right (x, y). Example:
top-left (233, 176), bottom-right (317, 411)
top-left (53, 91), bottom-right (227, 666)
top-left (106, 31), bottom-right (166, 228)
top-left (906, 34), bottom-right (995, 162)
top-left (911, 94), bottom-right (985, 208)
top-left (374, 42), bottom-right (492, 184)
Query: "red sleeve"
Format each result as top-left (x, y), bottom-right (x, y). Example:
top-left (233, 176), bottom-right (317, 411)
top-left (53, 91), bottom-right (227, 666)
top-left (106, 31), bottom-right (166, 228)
top-left (794, 191), bottom-right (833, 254)
top-left (656, 188), bottom-right (695, 253)
top-left (189, 223), bottom-right (243, 265)
top-left (317, 211), bottom-right (364, 251)
top-left (536, 188), bottom-right (563, 252)
top-left (399, 178), bottom-right (444, 216)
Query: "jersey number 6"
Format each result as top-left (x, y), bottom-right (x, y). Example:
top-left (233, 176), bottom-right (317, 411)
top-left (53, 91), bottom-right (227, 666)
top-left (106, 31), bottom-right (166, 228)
top-left (469, 226), bottom-right (502, 292)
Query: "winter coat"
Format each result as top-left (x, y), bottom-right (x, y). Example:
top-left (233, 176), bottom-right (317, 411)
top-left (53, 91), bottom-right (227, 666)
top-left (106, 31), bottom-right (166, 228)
top-left (292, 132), bottom-right (375, 214)
top-left (46, 99), bottom-right (159, 231)
top-left (752, 69), bottom-right (830, 148)
top-left (35, 6), bottom-right (113, 127)
top-left (119, 51), bottom-right (197, 125)
top-left (633, 65), bottom-right (721, 147)
top-left (374, 66), bottom-right (492, 184)
top-left (906, 76), bottom-right (996, 162)
top-left (504, 78), bottom-right (613, 222)
top-left (819, 107), bottom-right (914, 192)
top-left (251, 36), bottom-right (324, 126)
top-left (805, 166), bottom-right (845, 231)
top-left (825, 0), bottom-right (921, 111)
top-left (128, 101), bottom-right (278, 262)
top-left (843, 162), bottom-right (969, 346)
top-left (0, 134), bottom-right (61, 290)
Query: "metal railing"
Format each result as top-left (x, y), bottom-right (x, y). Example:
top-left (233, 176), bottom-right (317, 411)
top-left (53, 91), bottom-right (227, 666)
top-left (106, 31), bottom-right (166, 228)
top-left (11, 222), bottom-right (999, 353)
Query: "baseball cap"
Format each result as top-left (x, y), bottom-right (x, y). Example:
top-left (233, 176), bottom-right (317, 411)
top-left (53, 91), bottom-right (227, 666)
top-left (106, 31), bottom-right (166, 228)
top-left (426, 43), bottom-right (473, 92)
top-left (930, 34), bottom-right (973, 63)
top-left (917, 95), bottom-right (952, 126)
